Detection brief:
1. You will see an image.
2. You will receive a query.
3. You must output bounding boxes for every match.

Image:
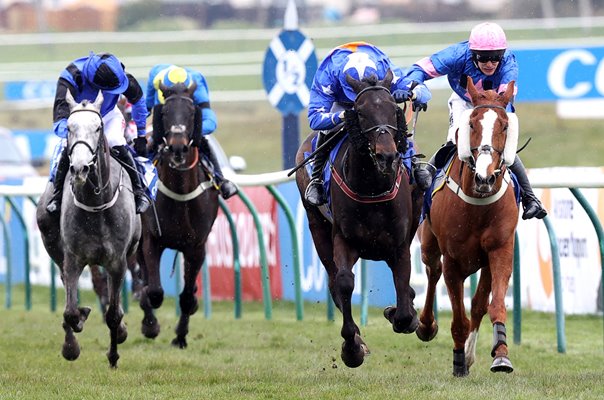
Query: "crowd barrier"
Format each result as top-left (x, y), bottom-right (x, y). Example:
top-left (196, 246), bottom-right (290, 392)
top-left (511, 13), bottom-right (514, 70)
top-left (1, 167), bottom-right (603, 354)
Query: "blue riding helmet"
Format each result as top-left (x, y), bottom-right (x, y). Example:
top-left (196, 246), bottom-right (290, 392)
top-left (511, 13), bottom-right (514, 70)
top-left (83, 52), bottom-right (129, 94)
top-left (339, 53), bottom-right (379, 101)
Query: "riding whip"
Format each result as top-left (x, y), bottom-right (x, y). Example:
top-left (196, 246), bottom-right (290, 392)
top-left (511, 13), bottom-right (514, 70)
top-left (287, 127), bottom-right (344, 177)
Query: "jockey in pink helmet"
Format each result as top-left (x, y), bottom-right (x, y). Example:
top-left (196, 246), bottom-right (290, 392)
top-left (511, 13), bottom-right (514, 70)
top-left (400, 22), bottom-right (547, 220)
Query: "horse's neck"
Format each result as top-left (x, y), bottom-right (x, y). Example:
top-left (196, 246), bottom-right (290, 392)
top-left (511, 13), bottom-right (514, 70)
top-left (342, 145), bottom-right (395, 195)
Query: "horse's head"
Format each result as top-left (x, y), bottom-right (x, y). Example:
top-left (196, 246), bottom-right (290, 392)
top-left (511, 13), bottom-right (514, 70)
top-left (153, 81), bottom-right (199, 168)
top-left (456, 77), bottom-right (518, 194)
top-left (345, 69), bottom-right (407, 174)
top-left (65, 90), bottom-right (104, 186)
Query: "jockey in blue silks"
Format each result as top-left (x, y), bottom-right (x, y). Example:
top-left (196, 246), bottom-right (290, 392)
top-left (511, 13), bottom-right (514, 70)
top-left (146, 64), bottom-right (238, 199)
top-left (401, 22), bottom-right (546, 220)
top-left (47, 52), bottom-right (150, 215)
top-left (305, 41), bottom-right (433, 207)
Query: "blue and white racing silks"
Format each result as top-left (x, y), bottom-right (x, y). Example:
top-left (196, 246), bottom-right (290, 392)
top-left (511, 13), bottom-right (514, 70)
top-left (52, 56), bottom-right (147, 139)
top-left (307, 42), bottom-right (422, 131)
top-left (146, 64), bottom-right (217, 136)
top-left (404, 40), bottom-right (518, 111)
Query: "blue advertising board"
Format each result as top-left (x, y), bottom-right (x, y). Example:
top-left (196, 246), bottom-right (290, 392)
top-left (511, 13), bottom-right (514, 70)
top-left (514, 45), bottom-right (604, 102)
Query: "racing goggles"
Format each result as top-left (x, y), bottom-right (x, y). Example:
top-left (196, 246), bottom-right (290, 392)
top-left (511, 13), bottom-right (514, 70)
top-left (472, 50), bottom-right (505, 63)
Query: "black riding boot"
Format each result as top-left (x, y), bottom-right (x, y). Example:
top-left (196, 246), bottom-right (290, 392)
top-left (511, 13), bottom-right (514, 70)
top-left (412, 157), bottom-right (436, 191)
top-left (418, 140), bottom-right (457, 190)
top-left (304, 132), bottom-right (329, 206)
top-left (46, 149), bottom-right (70, 214)
top-left (200, 137), bottom-right (238, 199)
top-left (113, 145), bottom-right (150, 214)
top-left (510, 155), bottom-right (547, 220)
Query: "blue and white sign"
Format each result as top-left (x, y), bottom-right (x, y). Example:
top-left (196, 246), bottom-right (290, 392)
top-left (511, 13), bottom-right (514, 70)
top-left (515, 46), bottom-right (604, 102)
top-left (262, 29), bottom-right (317, 115)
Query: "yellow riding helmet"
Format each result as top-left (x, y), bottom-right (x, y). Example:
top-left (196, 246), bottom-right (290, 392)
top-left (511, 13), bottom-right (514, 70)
top-left (156, 66), bottom-right (192, 104)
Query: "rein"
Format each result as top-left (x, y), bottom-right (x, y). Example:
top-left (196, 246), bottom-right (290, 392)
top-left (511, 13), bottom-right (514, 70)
top-left (331, 161), bottom-right (404, 203)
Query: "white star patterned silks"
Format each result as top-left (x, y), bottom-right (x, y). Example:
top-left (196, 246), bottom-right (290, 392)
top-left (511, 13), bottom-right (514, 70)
top-left (343, 52), bottom-right (377, 79)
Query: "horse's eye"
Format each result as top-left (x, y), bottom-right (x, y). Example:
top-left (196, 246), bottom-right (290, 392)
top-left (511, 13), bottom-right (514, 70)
top-left (469, 123), bottom-right (474, 129)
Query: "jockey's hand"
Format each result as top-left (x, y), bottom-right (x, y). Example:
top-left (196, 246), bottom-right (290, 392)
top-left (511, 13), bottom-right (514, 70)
top-left (411, 83), bottom-right (431, 112)
top-left (392, 89), bottom-right (412, 104)
top-left (134, 136), bottom-right (148, 157)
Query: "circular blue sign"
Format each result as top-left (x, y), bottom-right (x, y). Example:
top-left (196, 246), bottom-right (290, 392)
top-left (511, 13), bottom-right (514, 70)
top-left (262, 30), bottom-right (317, 115)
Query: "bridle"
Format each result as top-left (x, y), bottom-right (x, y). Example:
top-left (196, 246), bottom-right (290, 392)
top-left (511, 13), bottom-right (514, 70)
top-left (67, 107), bottom-right (108, 195)
top-left (352, 85), bottom-right (400, 171)
top-left (462, 104), bottom-right (507, 179)
top-left (161, 94), bottom-right (198, 171)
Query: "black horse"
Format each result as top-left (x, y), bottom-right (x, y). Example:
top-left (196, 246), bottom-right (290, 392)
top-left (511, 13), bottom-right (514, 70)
top-left (36, 91), bottom-right (141, 367)
top-left (295, 70), bottom-right (423, 368)
top-left (138, 82), bottom-right (220, 348)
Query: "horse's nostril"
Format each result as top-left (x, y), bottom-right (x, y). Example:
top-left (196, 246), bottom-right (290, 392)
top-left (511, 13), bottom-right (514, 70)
top-left (487, 175), bottom-right (496, 186)
top-left (183, 146), bottom-right (189, 153)
top-left (82, 165), bottom-right (89, 175)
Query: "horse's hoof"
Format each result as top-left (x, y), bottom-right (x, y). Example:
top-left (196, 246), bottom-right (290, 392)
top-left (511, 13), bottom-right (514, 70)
top-left (141, 317), bottom-right (160, 339)
top-left (171, 336), bottom-right (187, 349)
top-left (107, 351), bottom-right (120, 368)
top-left (491, 356), bottom-right (514, 373)
top-left (383, 306), bottom-right (418, 334)
top-left (62, 341), bottom-right (80, 361)
top-left (117, 323), bottom-right (128, 344)
top-left (416, 320), bottom-right (438, 342)
top-left (340, 334), bottom-right (365, 368)
top-left (453, 366), bottom-right (469, 377)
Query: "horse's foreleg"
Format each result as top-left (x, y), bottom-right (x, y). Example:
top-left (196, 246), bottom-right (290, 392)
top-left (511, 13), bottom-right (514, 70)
top-left (416, 226), bottom-right (442, 341)
top-left (90, 265), bottom-right (109, 318)
top-left (172, 254), bottom-right (203, 349)
top-left (487, 250), bottom-right (514, 374)
top-left (465, 268), bottom-right (492, 369)
top-left (106, 268), bottom-right (127, 368)
top-left (61, 260), bottom-right (88, 361)
top-left (444, 265), bottom-right (470, 377)
top-left (142, 240), bottom-right (164, 309)
top-left (333, 236), bottom-right (366, 368)
top-left (384, 247), bottom-right (418, 335)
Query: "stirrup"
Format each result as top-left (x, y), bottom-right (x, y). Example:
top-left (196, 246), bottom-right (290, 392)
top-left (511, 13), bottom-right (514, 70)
top-left (219, 180), bottom-right (238, 199)
top-left (135, 194), bottom-right (150, 214)
top-left (305, 179), bottom-right (326, 206)
top-left (521, 199), bottom-right (547, 220)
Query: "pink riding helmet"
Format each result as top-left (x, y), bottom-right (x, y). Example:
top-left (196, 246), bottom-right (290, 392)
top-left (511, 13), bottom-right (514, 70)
top-left (469, 22), bottom-right (507, 51)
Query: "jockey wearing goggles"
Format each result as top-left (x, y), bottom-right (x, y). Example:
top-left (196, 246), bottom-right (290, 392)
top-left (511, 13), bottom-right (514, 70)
top-left (146, 64), bottom-right (237, 199)
top-left (304, 41), bottom-right (433, 207)
top-left (47, 52), bottom-right (150, 215)
top-left (400, 22), bottom-right (546, 220)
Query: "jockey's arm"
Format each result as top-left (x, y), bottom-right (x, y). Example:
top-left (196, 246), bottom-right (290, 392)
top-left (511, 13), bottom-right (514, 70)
top-left (52, 78), bottom-right (75, 138)
top-left (123, 74), bottom-right (148, 137)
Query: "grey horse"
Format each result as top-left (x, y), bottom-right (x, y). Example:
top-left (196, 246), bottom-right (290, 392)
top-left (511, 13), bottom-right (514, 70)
top-left (36, 90), bottom-right (141, 368)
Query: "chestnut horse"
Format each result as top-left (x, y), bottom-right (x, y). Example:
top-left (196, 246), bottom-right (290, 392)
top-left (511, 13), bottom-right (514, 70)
top-left (296, 70), bottom-right (423, 368)
top-left (417, 77), bottom-right (519, 376)
top-left (138, 83), bottom-right (219, 348)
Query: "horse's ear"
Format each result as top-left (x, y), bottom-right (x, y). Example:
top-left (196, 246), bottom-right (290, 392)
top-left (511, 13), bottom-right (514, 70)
top-left (345, 73), bottom-right (363, 95)
top-left (380, 69), bottom-right (393, 89)
top-left (466, 76), bottom-right (478, 102)
top-left (65, 89), bottom-right (77, 110)
top-left (501, 81), bottom-right (515, 104)
top-left (92, 91), bottom-right (104, 110)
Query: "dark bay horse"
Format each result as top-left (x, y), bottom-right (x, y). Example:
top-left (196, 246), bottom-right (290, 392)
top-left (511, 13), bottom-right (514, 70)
top-left (296, 70), bottom-right (423, 368)
top-left (138, 82), bottom-right (219, 348)
top-left (36, 90), bottom-right (141, 367)
top-left (417, 77), bottom-right (519, 376)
